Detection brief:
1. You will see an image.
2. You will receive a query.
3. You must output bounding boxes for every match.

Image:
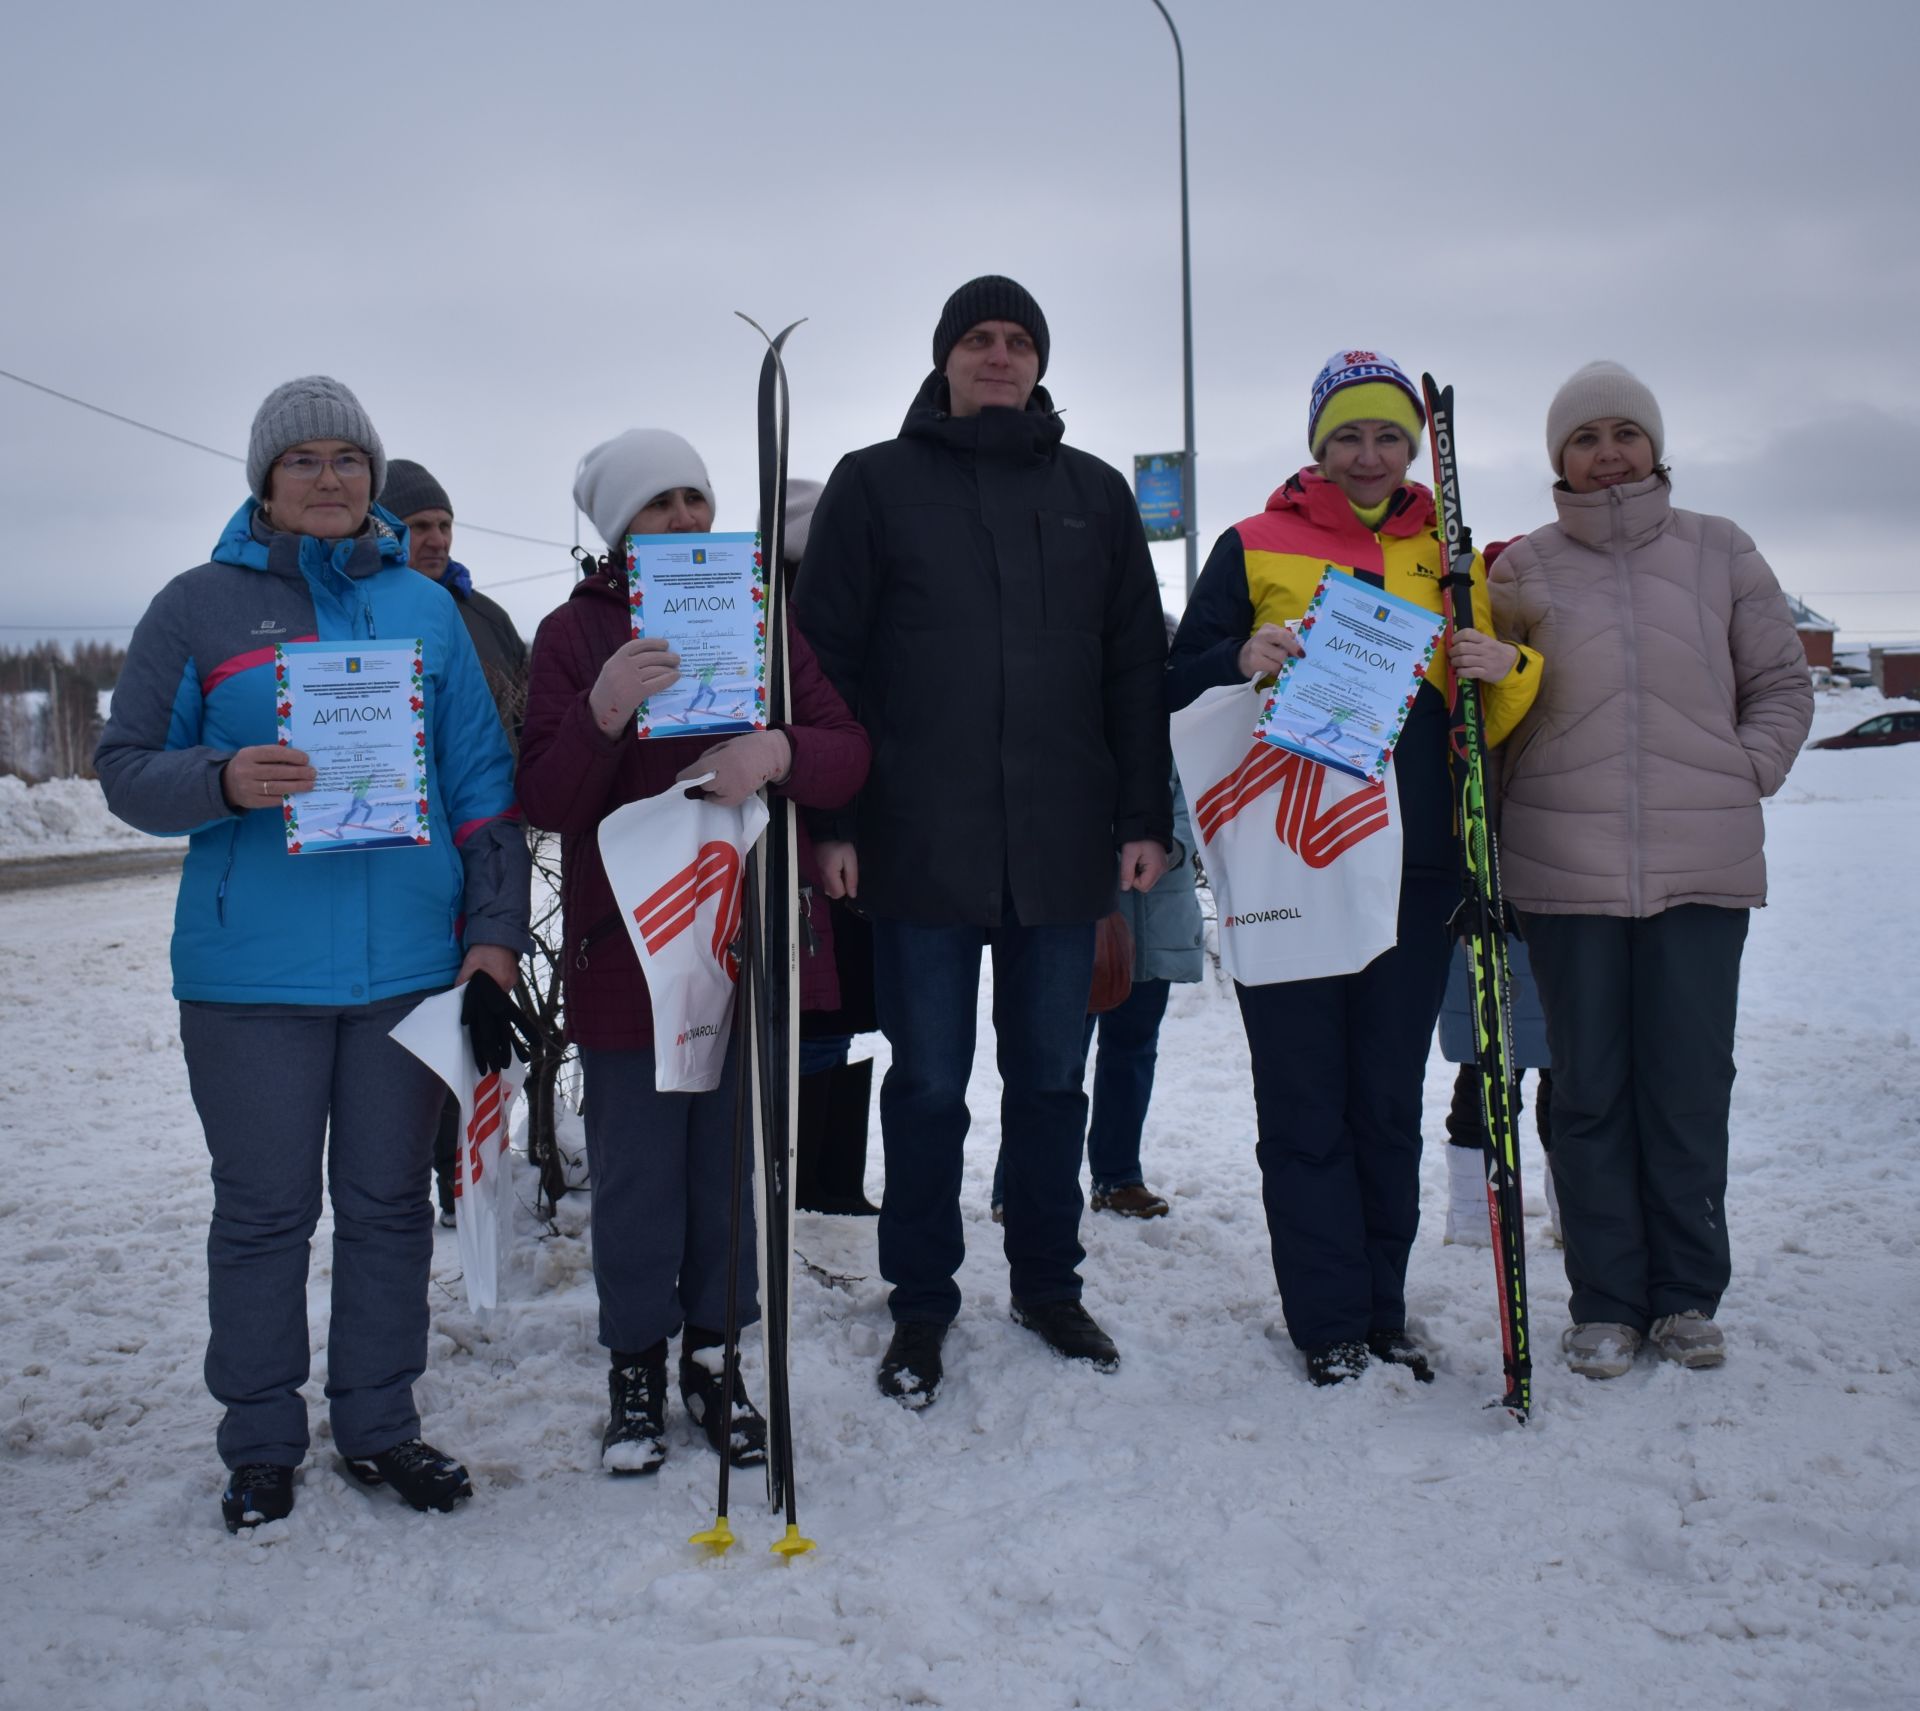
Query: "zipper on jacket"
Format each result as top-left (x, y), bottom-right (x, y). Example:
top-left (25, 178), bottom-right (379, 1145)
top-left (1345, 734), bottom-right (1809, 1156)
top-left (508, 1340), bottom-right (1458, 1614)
top-left (1611, 487), bottom-right (1645, 918)
top-left (215, 822), bottom-right (240, 925)
top-left (799, 885), bottom-right (819, 957)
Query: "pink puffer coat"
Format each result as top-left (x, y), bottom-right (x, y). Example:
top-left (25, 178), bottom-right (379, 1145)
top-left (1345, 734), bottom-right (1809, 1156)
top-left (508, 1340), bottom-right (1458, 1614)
top-left (1489, 475), bottom-right (1812, 918)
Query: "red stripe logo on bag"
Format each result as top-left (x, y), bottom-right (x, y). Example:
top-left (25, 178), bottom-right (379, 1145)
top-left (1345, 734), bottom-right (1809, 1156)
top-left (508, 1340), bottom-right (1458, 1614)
top-left (463, 1070), bottom-right (503, 1193)
top-left (633, 841), bottom-right (745, 978)
top-left (1196, 742), bottom-right (1389, 870)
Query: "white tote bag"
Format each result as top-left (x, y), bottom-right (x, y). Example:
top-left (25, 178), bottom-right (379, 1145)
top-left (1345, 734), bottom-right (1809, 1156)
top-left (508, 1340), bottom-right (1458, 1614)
top-left (389, 986), bottom-right (526, 1312)
top-left (596, 779), bottom-right (768, 1093)
top-left (1171, 681), bottom-right (1403, 986)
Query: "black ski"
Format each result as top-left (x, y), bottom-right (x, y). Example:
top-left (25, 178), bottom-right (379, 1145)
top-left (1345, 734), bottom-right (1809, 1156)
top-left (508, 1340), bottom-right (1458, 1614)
top-left (1422, 373), bottom-right (1533, 1424)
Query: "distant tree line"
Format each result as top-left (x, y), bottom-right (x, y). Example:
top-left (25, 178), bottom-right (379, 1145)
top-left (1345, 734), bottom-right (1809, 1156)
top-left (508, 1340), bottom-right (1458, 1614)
top-left (0, 641), bottom-right (125, 780)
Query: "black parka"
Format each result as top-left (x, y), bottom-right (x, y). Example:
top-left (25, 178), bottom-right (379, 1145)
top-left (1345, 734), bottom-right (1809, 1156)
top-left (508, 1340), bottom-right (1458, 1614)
top-left (794, 372), bottom-right (1172, 928)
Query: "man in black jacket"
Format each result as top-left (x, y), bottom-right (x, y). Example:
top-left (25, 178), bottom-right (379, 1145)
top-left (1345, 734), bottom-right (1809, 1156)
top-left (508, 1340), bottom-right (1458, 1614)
top-left (795, 275), bottom-right (1172, 1406)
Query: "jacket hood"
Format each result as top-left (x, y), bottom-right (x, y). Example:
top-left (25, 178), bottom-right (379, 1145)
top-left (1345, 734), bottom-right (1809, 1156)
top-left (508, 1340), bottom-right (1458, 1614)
top-left (898, 369), bottom-right (1065, 464)
top-left (1550, 471), bottom-right (1673, 552)
top-left (570, 562), bottom-right (629, 608)
top-left (1264, 467), bottom-right (1434, 540)
top-left (210, 497), bottom-right (408, 581)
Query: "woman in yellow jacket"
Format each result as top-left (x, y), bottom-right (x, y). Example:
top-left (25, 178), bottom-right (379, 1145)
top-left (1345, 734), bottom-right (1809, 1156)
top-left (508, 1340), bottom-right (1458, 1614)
top-left (1168, 349), bottom-right (1540, 1386)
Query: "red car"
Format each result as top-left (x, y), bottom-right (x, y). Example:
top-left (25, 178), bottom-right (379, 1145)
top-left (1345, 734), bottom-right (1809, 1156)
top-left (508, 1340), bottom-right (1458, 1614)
top-left (1812, 710), bottom-right (1920, 749)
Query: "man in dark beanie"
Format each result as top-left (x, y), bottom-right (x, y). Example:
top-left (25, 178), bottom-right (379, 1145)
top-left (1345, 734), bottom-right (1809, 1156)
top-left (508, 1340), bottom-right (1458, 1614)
top-left (795, 274), bottom-right (1172, 1406)
top-left (383, 458), bottom-right (530, 1226)
top-left (383, 459), bottom-right (528, 737)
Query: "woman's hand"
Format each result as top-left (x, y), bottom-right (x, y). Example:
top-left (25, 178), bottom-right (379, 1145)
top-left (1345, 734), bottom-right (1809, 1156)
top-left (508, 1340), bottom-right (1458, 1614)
top-left (1452, 628), bottom-right (1519, 682)
top-left (222, 744), bottom-right (315, 810)
top-left (816, 839), bottom-right (859, 899)
top-left (1238, 623), bottom-right (1304, 681)
top-left (677, 730), bottom-right (792, 806)
top-left (588, 637), bottom-right (681, 733)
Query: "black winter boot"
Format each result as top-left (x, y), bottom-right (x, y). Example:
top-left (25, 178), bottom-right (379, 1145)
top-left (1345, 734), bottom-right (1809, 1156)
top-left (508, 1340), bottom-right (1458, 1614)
top-left (221, 1463), bottom-right (295, 1532)
top-left (1010, 1298), bottom-right (1121, 1372)
top-left (1367, 1329), bottom-right (1435, 1382)
top-left (1306, 1340), bottom-right (1371, 1387)
top-left (679, 1329), bottom-right (767, 1467)
top-left (602, 1342), bottom-right (669, 1475)
top-left (878, 1320), bottom-right (949, 1409)
top-left (339, 1439), bottom-right (472, 1511)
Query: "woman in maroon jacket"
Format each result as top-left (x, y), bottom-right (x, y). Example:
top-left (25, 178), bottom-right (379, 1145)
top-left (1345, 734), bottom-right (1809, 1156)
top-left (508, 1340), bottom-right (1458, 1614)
top-left (518, 428), bottom-right (869, 1475)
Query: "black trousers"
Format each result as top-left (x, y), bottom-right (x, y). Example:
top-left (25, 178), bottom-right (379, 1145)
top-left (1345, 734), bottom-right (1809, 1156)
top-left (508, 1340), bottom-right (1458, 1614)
top-left (1236, 873), bottom-right (1456, 1350)
top-left (1522, 905), bottom-right (1749, 1330)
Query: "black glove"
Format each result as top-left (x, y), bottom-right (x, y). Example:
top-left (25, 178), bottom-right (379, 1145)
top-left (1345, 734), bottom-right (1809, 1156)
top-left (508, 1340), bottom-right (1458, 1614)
top-left (462, 973), bottom-right (531, 1074)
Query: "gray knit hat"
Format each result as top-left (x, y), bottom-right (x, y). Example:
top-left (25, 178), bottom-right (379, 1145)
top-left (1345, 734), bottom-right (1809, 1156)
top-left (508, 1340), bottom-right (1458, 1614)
top-left (247, 375), bottom-right (387, 500)
top-left (382, 458), bottom-right (452, 520)
top-left (932, 275), bottom-right (1050, 380)
top-left (1545, 361), bottom-right (1664, 475)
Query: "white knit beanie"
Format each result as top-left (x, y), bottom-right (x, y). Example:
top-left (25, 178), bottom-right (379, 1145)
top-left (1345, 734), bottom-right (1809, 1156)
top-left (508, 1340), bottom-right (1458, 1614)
top-left (782, 478), bottom-right (824, 565)
top-left (572, 428), bottom-right (716, 549)
top-left (1545, 361), bottom-right (1665, 475)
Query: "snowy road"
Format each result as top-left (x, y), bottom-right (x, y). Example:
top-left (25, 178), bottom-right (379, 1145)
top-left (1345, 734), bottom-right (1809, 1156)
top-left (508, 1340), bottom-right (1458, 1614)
top-left (0, 700), bottom-right (1914, 1711)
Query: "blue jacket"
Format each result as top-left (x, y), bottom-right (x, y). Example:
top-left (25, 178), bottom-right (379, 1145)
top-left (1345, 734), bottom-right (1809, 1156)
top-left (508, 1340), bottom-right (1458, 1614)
top-left (1437, 936), bottom-right (1550, 1068)
top-left (97, 500), bottom-right (530, 1006)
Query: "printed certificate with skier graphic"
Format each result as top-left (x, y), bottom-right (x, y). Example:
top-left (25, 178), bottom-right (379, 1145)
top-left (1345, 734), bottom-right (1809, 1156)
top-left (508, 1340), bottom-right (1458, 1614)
top-left (273, 642), bottom-right (430, 854)
top-left (625, 532), bottom-right (768, 739)
top-left (1254, 569), bottom-right (1445, 782)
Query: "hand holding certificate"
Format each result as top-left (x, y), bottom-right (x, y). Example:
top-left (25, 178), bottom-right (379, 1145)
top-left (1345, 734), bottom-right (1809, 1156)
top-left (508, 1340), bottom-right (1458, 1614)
top-left (625, 532), bottom-right (768, 739)
top-left (1254, 570), bottom-right (1445, 782)
top-left (274, 642), bottom-right (431, 853)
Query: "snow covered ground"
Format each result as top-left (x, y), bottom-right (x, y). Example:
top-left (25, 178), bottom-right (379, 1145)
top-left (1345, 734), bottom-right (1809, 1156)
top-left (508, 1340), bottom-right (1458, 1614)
top-left (1, 691), bottom-right (1915, 1711)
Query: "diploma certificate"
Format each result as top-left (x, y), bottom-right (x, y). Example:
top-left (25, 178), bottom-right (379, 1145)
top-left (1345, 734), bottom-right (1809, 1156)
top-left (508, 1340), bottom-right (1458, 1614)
top-left (274, 642), bottom-right (431, 854)
top-left (626, 532), bottom-right (768, 739)
top-left (1254, 570), bottom-right (1445, 782)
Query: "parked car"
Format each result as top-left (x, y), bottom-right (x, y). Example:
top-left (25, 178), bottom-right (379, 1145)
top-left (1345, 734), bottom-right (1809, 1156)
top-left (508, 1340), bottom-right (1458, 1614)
top-left (1811, 711), bottom-right (1920, 750)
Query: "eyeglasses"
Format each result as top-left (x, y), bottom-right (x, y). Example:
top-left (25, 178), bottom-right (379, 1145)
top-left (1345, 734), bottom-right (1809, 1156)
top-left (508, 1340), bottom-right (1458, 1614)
top-left (276, 452), bottom-right (372, 482)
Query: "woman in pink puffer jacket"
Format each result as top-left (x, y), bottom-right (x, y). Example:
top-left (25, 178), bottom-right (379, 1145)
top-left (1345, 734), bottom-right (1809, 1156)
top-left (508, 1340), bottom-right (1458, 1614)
top-left (1489, 361), bottom-right (1812, 1382)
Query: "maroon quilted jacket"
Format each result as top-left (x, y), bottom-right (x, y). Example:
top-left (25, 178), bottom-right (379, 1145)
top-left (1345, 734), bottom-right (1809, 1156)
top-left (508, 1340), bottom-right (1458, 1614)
top-left (517, 568), bottom-right (871, 1052)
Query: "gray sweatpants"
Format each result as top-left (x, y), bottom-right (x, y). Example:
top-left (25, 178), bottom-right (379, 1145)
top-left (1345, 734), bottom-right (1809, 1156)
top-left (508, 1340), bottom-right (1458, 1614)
top-left (179, 995), bottom-right (447, 1467)
top-left (579, 1041), bottom-right (757, 1355)
top-left (1521, 905), bottom-right (1750, 1331)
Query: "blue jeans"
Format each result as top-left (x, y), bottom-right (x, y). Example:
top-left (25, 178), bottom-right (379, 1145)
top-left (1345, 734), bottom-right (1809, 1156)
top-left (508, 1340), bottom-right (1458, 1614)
top-left (872, 918), bottom-right (1097, 1323)
top-left (992, 977), bottom-right (1171, 1205)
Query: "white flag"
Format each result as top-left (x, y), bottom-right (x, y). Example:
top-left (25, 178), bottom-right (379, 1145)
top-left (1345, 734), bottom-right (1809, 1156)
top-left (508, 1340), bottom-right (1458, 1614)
top-left (597, 779), bottom-right (769, 1093)
top-left (1171, 681), bottom-right (1404, 986)
top-left (390, 986), bottom-right (526, 1311)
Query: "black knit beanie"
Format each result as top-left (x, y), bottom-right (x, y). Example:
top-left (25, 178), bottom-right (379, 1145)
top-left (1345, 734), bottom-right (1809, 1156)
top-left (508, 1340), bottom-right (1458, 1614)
top-left (381, 459), bottom-right (452, 520)
top-left (931, 275), bottom-right (1049, 380)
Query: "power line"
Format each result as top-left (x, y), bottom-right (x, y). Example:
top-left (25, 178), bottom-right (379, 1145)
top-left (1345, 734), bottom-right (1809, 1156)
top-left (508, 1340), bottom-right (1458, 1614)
top-left (0, 366), bottom-right (572, 550)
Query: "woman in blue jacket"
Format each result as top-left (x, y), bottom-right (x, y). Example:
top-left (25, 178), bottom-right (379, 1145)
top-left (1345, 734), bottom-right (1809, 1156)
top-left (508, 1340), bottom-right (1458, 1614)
top-left (97, 377), bottom-right (531, 1532)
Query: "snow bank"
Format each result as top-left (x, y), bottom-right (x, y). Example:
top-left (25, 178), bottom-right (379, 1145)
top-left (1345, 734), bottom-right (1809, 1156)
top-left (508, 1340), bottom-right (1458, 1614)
top-left (0, 711), bottom-right (1914, 1711)
top-left (0, 775), bottom-right (180, 858)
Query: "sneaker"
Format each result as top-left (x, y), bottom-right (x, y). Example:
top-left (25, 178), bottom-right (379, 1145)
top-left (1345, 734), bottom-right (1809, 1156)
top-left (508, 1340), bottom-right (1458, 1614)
top-left (339, 1439), bottom-right (472, 1512)
top-left (679, 1333), bottom-right (767, 1468)
top-left (1306, 1340), bottom-right (1370, 1387)
top-left (1443, 1144), bottom-right (1492, 1247)
top-left (437, 1206), bottom-right (457, 1230)
top-left (1542, 1165), bottom-right (1563, 1246)
top-left (1649, 1310), bottom-right (1725, 1369)
top-left (1091, 1183), bottom-right (1170, 1219)
top-left (602, 1343), bottom-right (668, 1475)
top-left (1562, 1322), bottom-right (1643, 1380)
top-left (1367, 1329), bottom-right (1435, 1383)
top-left (220, 1463), bottom-right (295, 1533)
top-left (989, 1202), bottom-right (1004, 1225)
top-left (1009, 1298), bottom-right (1120, 1372)
top-left (878, 1320), bottom-right (949, 1409)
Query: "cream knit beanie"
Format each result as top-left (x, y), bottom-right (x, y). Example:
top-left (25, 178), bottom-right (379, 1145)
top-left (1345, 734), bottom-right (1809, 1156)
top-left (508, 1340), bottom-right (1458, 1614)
top-left (1545, 361), bottom-right (1664, 475)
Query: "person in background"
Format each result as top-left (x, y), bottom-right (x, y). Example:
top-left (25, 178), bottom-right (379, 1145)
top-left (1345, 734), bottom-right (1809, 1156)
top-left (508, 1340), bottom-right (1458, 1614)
top-left (383, 456), bottom-right (530, 1227)
top-left (1434, 937), bottom-right (1556, 1246)
top-left (994, 614), bottom-right (1205, 1225)
top-left (796, 275), bottom-right (1173, 1408)
top-left (516, 429), bottom-right (868, 1475)
top-left (782, 477), bottom-right (880, 1217)
top-left (1490, 361), bottom-right (1812, 1379)
top-left (1168, 349), bottom-right (1541, 1387)
top-left (97, 376), bottom-right (530, 1531)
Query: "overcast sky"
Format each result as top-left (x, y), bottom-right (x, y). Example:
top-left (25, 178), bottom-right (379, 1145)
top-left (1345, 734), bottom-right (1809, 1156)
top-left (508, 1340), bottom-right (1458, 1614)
top-left (4, 0), bottom-right (1916, 651)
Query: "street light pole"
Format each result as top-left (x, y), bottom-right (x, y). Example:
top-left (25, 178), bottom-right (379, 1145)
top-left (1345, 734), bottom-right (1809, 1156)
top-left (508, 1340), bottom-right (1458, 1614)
top-left (1148, 0), bottom-right (1198, 594)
